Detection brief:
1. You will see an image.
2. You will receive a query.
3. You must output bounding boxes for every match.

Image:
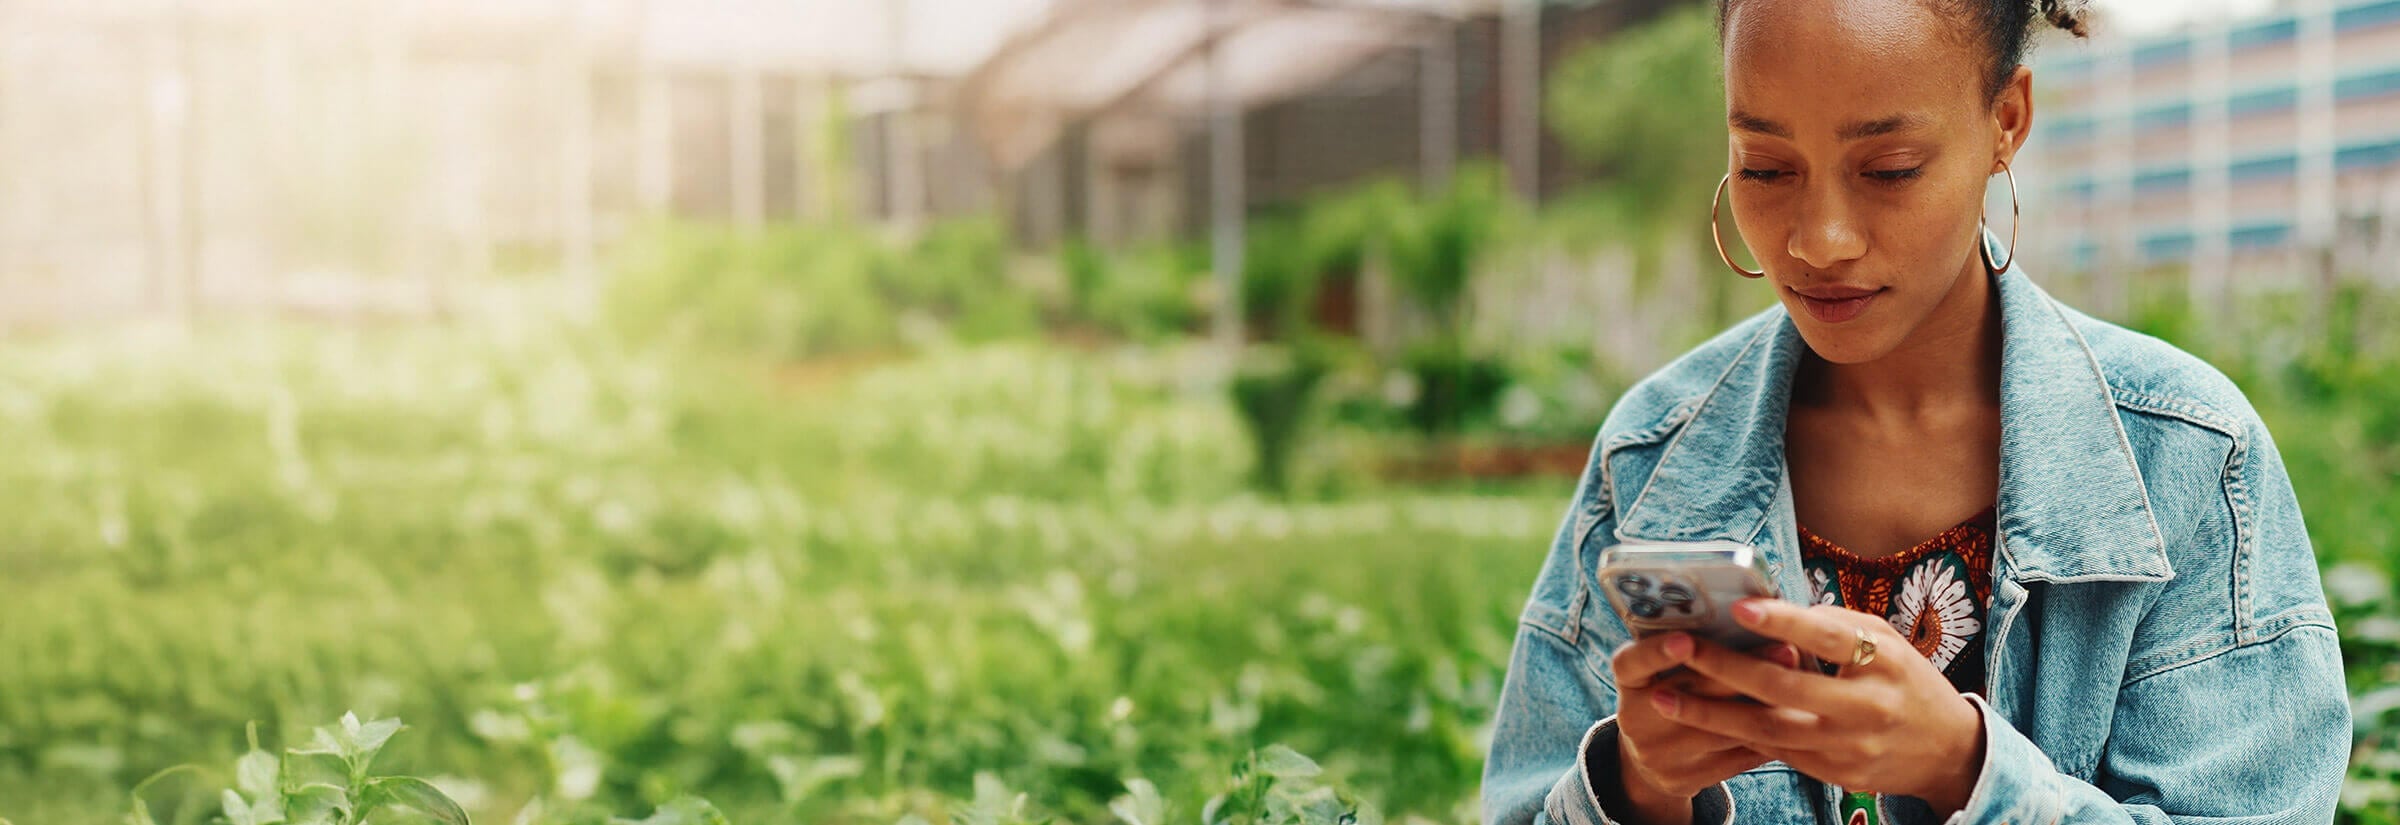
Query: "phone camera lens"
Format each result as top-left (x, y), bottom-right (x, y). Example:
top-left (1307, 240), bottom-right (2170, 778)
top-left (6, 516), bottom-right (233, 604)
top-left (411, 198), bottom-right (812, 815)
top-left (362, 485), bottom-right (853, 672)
top-left (1615, 575), bottom-right (1651, 597)
top-left (1658, 583), bottom-right (1694, 605)
top-left (1629, 599), bottom-right (1663, 619)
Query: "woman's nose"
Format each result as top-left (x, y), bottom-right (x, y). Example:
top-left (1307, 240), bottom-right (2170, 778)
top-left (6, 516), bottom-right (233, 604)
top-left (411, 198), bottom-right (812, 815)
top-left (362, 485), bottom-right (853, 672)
top-left (1787, 184), bottom-right (1867, 271)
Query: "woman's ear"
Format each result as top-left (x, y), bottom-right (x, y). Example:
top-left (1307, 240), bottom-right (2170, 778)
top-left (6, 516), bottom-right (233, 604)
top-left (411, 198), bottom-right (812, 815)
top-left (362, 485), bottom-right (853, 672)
top-left (1992, 65), bottom-right (2035, 171)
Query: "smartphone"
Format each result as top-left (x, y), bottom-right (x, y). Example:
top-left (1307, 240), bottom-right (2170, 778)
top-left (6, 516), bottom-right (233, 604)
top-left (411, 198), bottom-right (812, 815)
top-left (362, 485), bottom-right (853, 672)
top-left (1596, 540), bottom-right (1805, 686)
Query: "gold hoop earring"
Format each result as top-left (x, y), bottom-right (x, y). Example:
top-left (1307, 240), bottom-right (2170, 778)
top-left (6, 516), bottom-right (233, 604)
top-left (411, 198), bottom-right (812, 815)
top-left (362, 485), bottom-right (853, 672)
top-left (1711, 172), bottom-right (1766, 279)
top-left (1981, 165), bottom-right (2019, 273)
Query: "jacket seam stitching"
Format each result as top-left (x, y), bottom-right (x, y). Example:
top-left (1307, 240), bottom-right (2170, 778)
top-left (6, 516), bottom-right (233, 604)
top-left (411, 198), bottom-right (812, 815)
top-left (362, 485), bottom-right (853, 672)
top-left (2106, 388), bottom-right (2243, 438)
top-left (2122, 619), bottom-right (2335, 686)
top-left (1522, 612), bottom-right (1578, 649)
top-left (1566, 439), bottom-right (1626, 646)
top-left (1619, 325), bottom-right (1774, 526)
top-left (2220, 421), bottom-right (2255, 641)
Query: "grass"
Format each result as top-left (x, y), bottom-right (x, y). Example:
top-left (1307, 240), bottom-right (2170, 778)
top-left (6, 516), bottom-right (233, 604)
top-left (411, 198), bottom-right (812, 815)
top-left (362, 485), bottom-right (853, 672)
top-left (0, 294), bottom-right (2391, 823)
top-left (0, 320), bottom-right (1548, 825)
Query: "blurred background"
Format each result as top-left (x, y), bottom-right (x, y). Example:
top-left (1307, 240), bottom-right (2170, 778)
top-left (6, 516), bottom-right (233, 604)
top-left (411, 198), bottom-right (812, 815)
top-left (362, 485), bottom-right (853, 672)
top-left (0, 0), bottom-right (2393, 823)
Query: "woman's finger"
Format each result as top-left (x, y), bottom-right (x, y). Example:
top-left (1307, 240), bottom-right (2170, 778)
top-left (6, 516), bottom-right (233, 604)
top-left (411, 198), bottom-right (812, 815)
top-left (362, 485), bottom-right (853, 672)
top-left (1678, 637), bottom-right (1891, 719)
top-left (1609, 632), bottom-right (1697, 690)
top-left (1730, 599), bottom-right (1904, 671)
top-left (1651, 688), bottom-right (1829, 750)
top-left (1631, 740), bottom-right (1776, 799)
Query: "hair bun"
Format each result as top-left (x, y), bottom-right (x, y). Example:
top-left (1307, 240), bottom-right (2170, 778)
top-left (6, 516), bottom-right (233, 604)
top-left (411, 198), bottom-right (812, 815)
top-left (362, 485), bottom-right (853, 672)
top-left (2040, 0), bottom-right (2093, 37)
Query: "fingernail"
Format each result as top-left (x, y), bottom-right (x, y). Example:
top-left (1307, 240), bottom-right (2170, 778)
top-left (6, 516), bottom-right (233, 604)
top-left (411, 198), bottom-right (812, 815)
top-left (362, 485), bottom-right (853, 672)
top-left (1652, 691), bottom-right (1680, 716)
top-left (1733, 601), bottom-right (1765, 625)
top-left (1663, 633), bottom-right (1693, 660)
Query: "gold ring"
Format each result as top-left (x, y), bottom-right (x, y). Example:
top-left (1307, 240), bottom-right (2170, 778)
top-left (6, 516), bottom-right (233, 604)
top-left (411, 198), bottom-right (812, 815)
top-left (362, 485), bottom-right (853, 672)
top-left (1849, 627), bottom-right (1877, 668)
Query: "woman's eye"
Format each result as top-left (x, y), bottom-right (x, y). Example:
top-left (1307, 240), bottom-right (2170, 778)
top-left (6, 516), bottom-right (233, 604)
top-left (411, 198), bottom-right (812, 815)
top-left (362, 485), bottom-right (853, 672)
top-left (1737, 168), bottom-right (1786, 182)
top-left (1866, 167), bottom-right (1923, 182)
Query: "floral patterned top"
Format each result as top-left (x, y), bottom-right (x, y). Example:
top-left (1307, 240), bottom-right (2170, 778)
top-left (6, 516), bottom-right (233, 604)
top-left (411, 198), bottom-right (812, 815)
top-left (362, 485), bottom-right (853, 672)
top-left (1799, 504), bottom-right (1997, 824)
top-left (1799, 504), bottom-right (1997, 690)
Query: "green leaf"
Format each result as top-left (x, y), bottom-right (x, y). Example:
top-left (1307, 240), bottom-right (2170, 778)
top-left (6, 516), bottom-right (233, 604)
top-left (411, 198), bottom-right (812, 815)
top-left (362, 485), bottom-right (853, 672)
top-left (223, 789), bottom-right (258, 825)
top-left (1108, 778), bottom-right (1168, 825)
top-left (610, 796), bottom-right (729, 825)
top-left (238, 747), bottom-right (281, 801)
top-left (125, 764), bottom-right (201, 825)
top-left (285, 783), bottom-right (351, 825)
top-left (292, 727), bottom-right (345, 758)
top-left (283, 751), bottom-right (352, 795)
top-left (338, 714), bottom-right (403, 764)
top-left (1274, 786), bottom-right (1347, 825)
top-left (363, 776), bottom-right (471, 825)
top-left (765, 754), bottom-right (864, 804)
top-left (1254, 745), bottom-right (1321, 779)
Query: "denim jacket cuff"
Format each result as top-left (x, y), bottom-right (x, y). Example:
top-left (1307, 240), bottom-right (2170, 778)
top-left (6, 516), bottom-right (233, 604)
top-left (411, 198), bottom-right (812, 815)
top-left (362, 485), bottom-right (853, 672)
top-left (1938, 692), bottom-right (2060, 825)
top-left (1544, 716), bottom-right (1735, 825)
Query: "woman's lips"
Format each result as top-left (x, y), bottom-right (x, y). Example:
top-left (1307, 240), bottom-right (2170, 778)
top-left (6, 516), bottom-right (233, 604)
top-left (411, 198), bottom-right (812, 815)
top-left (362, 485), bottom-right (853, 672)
top-left (1790, 285), bottom-right (1883, 324)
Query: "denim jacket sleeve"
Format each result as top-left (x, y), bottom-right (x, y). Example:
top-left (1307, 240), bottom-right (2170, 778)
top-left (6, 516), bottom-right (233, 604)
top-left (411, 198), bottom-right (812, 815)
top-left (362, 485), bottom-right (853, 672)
top-left (1937, 415), bottom-right (2350, 825)
top-left (1480, 433), bottom-right (1738, 825)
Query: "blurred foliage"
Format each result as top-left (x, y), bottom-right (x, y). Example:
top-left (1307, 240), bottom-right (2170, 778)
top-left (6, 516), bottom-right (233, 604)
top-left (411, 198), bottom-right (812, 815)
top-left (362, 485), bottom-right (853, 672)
top-left (0, 322), bottom-right (1529, 825)
top-left (1545, 3), bottom-right (1725, 255)
top-left (1543, 3), bottom-right (1751, 326)
top-left (603, 217), bottom-right (1041, 359)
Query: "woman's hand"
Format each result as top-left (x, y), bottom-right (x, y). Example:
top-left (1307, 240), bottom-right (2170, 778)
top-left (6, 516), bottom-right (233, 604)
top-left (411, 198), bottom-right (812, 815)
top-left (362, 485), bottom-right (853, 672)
top-left (1659, 599), bottom-right (1988, 814)
top-left (1609, 632), bottom-right (1804, 823)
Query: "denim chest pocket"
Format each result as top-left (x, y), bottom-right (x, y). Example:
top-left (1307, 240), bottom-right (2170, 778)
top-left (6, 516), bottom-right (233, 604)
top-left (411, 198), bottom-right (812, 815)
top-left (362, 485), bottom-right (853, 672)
top-left (1723, 763), bottom-right (1818, 825)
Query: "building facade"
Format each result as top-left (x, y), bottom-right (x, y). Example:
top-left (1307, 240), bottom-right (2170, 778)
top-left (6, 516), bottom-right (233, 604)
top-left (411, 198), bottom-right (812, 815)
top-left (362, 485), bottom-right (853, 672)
top-left (2021, 0), bottom-right (2400, 308)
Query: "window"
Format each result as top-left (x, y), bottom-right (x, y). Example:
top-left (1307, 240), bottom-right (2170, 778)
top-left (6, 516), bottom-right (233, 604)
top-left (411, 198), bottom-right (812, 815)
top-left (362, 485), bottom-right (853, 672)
top-left (2229, 222), bottom-right (2292, 251)
top-left (2230, 16), bottom-right (2298, 50)
top-left (2336, 0), bottom-right (2400, 33)
top-left (2133, 166), bottom-right (2192, 194)
top-left (2134, 102), bottom-right (2192, 133)
top-left (2334, 67), bottom-right (2400, 102)
top-left (2227, 153), bottom-right (2298, 182)
top-left (2141, 231), bottom-right (2196, 261)
top-left (2335, 137), bottom-right (2400, 170)
top-left (2045, 116), bottom-right (2097, 144)
top-left (2226, 86), bottom-right (2297, 118)
top-left (2133, 38), bottom-right (2192, 70)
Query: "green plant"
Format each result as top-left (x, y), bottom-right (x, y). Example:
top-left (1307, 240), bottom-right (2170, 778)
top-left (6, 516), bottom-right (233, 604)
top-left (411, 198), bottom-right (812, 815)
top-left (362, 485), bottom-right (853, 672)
top-left (1380, 164), bottom-right (1512, 344)
top-left (1200, 746), bottom-right (1378, 825)
top-left (134, 714), bottom-right (472, 825)
top-left (1395, 340), bottom-right (1513, 438)
top-left (1230, 342), bottom-right (1336, 494)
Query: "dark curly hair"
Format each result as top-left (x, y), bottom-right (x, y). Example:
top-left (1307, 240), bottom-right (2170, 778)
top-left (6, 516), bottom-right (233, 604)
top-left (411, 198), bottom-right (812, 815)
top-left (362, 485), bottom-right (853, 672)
top-left (1721, 0), bottom-right (2094, 99)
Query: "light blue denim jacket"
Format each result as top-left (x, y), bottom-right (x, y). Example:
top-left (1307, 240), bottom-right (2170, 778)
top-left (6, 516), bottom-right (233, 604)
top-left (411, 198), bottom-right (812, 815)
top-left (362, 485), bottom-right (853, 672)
top-left (1481, 259), bottom-right (2351, 825)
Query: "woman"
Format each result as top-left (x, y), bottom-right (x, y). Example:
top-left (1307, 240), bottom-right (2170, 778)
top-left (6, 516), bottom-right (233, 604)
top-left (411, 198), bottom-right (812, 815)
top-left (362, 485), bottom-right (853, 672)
top-left (1479, 1), bottom-right (2352, 824)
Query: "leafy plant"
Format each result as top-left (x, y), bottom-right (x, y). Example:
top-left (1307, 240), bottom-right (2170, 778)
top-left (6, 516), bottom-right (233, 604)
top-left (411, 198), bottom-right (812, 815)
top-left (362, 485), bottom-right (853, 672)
top-left (135, 714), bottom-right (472, 825)
top-left (1230, 342), bottom-right (1337, 494)
top-left (1201, 746), bottom-right (1379, 825)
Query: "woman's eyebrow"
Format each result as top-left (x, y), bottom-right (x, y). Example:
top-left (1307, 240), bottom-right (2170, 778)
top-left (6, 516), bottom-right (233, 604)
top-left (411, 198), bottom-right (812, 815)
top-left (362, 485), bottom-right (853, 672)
top-left (1729, 111), bottom-right (1790, 138)
top-left (1726, 111), bottom-right (1929, 141)
top-left (1837, 113), bottom-right (1928, 140)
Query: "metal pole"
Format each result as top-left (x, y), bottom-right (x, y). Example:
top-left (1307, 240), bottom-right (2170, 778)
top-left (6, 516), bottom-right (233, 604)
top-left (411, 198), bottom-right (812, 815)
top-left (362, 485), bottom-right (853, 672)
top-left (1208, 0), bottom-right (1244, 352)
top-left (174, 0), bottom-right (201, 320)
top-left (731, 63), bottom-right (764, 227)
top-left (562, 5), bottom-right (596, 286)
top-left (1501, 0), bottom-right (1540, 202)
top-left (1420, 26), bottom-right (1456, 192)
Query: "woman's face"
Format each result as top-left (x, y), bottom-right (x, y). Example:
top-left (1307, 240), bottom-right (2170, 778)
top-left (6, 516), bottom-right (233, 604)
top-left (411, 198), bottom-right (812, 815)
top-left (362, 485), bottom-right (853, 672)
top-left (1720, 0), bottom-right (2032, 364)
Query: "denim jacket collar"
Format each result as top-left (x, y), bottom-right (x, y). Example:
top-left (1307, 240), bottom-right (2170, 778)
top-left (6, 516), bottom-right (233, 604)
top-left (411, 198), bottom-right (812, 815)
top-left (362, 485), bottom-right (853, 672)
top-left (1613, 247), bottom-right (2173, 585)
